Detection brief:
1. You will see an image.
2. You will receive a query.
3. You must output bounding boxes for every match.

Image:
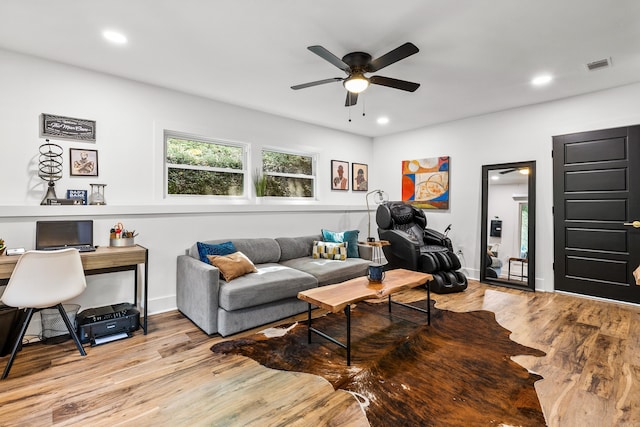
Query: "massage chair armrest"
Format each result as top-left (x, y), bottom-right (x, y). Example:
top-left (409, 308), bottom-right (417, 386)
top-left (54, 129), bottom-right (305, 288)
top-left (423, 228), bottom-right (453, 251)
top-left (176, 255), bottom-right (221, 335)
top-left (378, 229), bottom-right (421, 271)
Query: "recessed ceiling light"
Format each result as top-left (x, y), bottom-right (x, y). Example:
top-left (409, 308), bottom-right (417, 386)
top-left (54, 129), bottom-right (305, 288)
top-left (531, 74), bottom-right (553, 86)
top-left (491, 175), bottom-right (499, 181)
top-left (103, 30), bottom-right (128, 45)
top-left (377, 116), bottom-right (389, 125)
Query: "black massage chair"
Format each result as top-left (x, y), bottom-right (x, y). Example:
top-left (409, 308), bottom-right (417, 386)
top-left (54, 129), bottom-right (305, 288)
top-left (376, 201), bottom-right (468, 294)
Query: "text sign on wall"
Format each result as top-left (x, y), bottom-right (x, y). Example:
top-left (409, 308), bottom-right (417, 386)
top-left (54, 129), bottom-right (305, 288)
top-left (40, 113), bottom-right (96, 142)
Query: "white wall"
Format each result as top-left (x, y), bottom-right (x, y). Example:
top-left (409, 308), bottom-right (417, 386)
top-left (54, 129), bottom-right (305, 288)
top-left (0, 49), bottom-right (374, 319)
top-left (373, 81), bottom-right (640, 290)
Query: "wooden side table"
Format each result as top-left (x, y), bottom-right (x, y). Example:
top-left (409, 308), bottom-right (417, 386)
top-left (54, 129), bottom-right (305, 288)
top-left (507, 257), bottom-right (528, 281)
top-left (360, 240), bottom-right (390, 264)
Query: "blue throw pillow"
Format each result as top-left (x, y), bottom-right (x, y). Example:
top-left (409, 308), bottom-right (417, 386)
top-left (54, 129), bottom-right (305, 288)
top-left (321, 229), bottom-right (360, 258)
top-left (197, 241), bottom-right (237, 264)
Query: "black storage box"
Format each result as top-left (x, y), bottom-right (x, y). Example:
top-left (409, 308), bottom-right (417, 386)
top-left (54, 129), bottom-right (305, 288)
top-left (0, 306), bottom-right (24, 356)
top-left (77, 303), bottom-right (140, 344)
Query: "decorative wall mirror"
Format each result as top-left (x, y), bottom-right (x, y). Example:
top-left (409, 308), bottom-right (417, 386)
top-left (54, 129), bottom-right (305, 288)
top-left (480, 161), bottom-right (536, 291)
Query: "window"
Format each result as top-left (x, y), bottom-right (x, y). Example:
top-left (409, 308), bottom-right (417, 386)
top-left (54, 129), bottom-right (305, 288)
top-left (165, 132), bottom-right (247, 196)
top-left (519, 203), bottom-right (528, 258)
top-left (261, 149), bottom-right (315, 198)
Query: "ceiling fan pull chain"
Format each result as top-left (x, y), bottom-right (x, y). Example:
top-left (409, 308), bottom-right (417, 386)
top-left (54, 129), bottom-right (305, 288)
top-left (362, 96), bottom-right (366, 117)
top-left (348, 95), bottom-right (352, 122)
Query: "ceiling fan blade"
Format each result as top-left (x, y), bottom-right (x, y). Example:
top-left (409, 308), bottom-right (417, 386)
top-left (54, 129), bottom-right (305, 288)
top-left (291, 77), bottom-right (343, 90)
top-left (370, 76), bottom-right (420, 92)
top-left (499, 168), bottom-right (518, 174)
top-left (307, 45), bottom-right (351, 72)
top-left (366, 42), bottom-right (419, 72)
top-left (345, 92), bottom-right (358, 107)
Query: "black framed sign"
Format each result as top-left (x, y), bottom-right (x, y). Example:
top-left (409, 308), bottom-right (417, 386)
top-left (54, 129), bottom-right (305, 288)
top-left (40, 113), bottom-right (96, 142)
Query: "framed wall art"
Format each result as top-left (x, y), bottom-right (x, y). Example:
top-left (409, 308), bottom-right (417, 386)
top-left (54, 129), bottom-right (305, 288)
top-left (41, 113), bottom-right (96, 142)
top-left (352, 163), bottom-right (368, 191)
top-left (331, 160), bottom-right (349, 190)
top-left (70, 148), bottom-right (98, 176)
top-left (402, 156), bottom-right (449, 209)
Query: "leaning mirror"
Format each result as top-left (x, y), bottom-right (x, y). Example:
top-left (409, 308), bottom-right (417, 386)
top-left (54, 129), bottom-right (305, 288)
top-left (480, 161), bottom-right (536, 291)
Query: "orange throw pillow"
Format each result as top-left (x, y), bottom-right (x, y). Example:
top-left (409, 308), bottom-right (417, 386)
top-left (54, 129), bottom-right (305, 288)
top-left (207, 251), bottom-right (257, 282)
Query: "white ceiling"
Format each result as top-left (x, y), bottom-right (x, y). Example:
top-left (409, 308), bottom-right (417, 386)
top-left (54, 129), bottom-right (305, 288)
top-left (1, 0), bottom-right (639, 138)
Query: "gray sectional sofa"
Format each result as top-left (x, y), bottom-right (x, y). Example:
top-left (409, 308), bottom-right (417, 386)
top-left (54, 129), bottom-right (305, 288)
top-left (176, 234), bottom-right (370, 336)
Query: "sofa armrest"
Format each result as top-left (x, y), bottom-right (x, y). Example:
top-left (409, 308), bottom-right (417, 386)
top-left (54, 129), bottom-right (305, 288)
top-left (176, 255), bottom-right (221, 335)
top-left (379, 229), bottom-right (421, 271)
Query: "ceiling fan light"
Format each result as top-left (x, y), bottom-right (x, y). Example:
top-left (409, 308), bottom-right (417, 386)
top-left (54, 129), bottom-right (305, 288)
top-left (519, 168), bottom-right (530, 175)
top-left (344, 75), bottom-right (369, 93)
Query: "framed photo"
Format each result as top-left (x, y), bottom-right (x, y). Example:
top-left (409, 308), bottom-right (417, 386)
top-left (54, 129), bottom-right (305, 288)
top-left (352, 163), bottom-right (368, 191)
top-left (40, 113), bottom-right (96, 142)
top-left (70, 148), bottom-right (98, 176)
top-left (331, 160), bottom-right (349, 190)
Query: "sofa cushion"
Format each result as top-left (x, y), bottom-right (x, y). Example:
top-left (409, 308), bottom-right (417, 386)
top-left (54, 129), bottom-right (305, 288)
top-left (218, 263), bottom-right (318, 311)
top-left (275, 235), bottom-right (320, 261)
top-left (207, 252), bottom-right (257, 282)
top-left (279, 257), bottom-right (370, 286)
top-left (197, 241), bottom-right (237, 264)
top-left (312, 241), bottom-right (347, 260)
top-left (321, 229), bottom-right (360, 258)
top-left (190, 238), bottom-right (281, 265)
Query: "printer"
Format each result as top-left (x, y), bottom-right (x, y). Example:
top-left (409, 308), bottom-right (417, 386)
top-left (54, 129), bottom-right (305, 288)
top-left (77, 303), bottom-right (140, 345)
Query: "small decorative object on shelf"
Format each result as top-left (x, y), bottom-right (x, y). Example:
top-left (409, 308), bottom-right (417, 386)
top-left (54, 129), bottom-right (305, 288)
top-left (46, 198), bottom-right (83, 205)
top-left (0, 238), bottom-right (5, 255)
top-left (109, 222), bottom-right (138, 247)
top-left (89, 183), bottom-right (107, 205)
top-left (38, 139), bottom-right (64, 205)
top-left (66, 189), bottom-right (88, 205)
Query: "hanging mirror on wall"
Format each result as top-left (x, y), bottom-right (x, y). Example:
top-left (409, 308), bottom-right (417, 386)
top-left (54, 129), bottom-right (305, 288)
top-left (480, 161), bottom-right (536, 291)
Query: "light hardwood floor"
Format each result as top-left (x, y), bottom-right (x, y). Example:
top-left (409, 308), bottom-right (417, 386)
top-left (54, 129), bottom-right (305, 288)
top-left (0, 280), bottom-right (639, 426)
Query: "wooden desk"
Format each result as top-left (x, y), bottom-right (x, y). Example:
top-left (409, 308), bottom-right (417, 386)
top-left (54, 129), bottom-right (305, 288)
top-left (0, 245), bottom-right (149, 334)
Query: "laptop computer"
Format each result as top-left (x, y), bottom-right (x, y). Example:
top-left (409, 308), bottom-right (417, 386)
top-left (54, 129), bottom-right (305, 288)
top-left (35, 220), bottom-right (96, 252)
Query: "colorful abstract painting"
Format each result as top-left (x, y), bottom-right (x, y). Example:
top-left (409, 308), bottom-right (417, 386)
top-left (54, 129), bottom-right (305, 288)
top-left (402, 156), bottom-right (449, 209)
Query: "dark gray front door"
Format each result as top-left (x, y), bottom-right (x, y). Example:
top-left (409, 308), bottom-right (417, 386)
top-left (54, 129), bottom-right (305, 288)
top-left (553, 125), bottom-right (640, 303)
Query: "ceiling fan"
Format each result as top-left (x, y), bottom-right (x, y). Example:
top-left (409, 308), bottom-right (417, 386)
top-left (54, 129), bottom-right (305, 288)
top-left (500, 167), bottom-right (530, 175)
top-left (291, 42), bottom-right (420, 107)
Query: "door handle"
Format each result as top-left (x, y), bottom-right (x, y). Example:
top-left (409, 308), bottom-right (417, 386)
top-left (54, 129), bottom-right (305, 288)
top-left (623, 221), bottom-right (640, 228)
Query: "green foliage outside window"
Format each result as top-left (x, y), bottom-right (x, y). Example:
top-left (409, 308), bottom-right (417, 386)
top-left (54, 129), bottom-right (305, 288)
top-left (166, 138), bottom-right (243, 168)
top-left (262, 150), bottom-right (314, 198)
top-left (167, 168), bottom-right (244, 196)
top-left (166, 136), bottom-right (245, 196)
top-left (265, 175), bottom-right (314, 197)
top-left (263, 151), bottom-right (313, 175)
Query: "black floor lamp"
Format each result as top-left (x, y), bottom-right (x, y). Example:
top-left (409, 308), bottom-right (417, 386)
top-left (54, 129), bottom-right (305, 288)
top-left (366, 189), bottom-right (388, 241)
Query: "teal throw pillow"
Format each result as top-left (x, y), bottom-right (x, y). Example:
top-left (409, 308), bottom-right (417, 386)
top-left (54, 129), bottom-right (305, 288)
top-left (321, 229), bottom-right (360, 258)
top-left (197, 241), bottom-right (237, 264)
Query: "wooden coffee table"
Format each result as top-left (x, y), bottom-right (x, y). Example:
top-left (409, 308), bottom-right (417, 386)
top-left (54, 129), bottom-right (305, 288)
top-left (297, 268), bottom-right (433, 365)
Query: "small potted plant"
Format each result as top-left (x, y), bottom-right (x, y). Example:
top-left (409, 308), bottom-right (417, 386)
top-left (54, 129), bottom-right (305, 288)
top-left (253, 170), bottom-right (268, 198)
top-left (0, 238), bottom-right (5, 255)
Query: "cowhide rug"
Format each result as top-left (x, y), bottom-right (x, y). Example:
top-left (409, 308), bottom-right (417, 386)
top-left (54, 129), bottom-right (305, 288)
top-left (211, 299), bottom-right (546, 426)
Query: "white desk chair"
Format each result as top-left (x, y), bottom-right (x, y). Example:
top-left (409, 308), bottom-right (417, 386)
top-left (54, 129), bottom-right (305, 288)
top-left (1, 249), bottom-right (87, 379)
